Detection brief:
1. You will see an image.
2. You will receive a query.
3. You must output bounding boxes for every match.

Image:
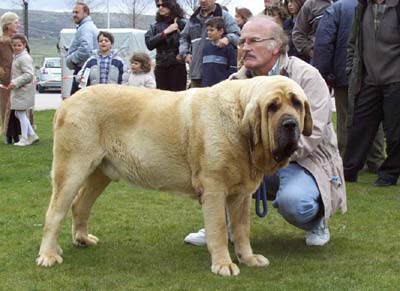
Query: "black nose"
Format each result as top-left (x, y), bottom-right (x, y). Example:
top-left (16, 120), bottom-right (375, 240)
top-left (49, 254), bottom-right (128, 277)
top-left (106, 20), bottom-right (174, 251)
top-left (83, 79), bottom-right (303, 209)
top-left (282, 118), bottom-right (298, 131)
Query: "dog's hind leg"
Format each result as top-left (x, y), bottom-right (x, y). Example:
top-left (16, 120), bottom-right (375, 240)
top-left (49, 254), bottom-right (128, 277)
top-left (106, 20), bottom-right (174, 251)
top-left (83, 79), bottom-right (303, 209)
top-left (227, 195), bottom-right (269, 268)
top-left (36, 152), bottom-right (104, 268)
top-left (72, 167), bottom-right (110, 247)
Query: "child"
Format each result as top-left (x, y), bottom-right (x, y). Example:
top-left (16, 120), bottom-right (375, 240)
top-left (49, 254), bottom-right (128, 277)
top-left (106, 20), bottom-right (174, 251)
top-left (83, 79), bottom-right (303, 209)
top-left (77, 31), bottom-right (126, 87)
top-left (7, 34), bottom-right (38, 146)
top-left (127, 52), bottom-right (156, 89)
top-left (202, 17), bottom-right (237, 87)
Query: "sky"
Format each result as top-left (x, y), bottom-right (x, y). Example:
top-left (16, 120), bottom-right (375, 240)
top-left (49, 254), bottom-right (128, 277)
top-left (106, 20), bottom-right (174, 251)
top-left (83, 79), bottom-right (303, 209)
top-left (0, 0), bottom-right (265, 16)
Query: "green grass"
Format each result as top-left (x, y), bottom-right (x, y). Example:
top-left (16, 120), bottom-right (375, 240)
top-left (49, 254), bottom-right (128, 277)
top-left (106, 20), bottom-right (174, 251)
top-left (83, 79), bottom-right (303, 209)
top-left (30, 37), bottom-right (59, 67)
top-left (0, 111), bottom-right (399, 290)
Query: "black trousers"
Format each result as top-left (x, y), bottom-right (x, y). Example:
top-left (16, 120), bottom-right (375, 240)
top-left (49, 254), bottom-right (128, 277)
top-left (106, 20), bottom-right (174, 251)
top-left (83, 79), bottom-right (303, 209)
top-left (6, 110), bottom-right (21, 140)
top-left (343, 82), bottom-right (400, 180)
top-left (70, 67), bottom-right (82, 96)
top-left (154, 64), bottom-right (187, 92)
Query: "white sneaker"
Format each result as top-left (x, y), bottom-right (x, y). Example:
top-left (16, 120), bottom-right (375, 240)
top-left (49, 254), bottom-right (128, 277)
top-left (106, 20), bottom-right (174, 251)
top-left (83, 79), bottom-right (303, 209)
top-left (14, 136), bottom-right (31, 146)
top-left (28, 134), bottom-right (39, 144)
top-left (184, 228), bottom-right (207, 246)
top-left (306, 218), bottom-right (330, 246)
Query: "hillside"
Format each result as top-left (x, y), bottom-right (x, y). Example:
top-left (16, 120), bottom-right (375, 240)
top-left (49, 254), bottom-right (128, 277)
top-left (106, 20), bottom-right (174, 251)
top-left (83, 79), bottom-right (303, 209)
top-left (0, 8), bottom-right (154, 65)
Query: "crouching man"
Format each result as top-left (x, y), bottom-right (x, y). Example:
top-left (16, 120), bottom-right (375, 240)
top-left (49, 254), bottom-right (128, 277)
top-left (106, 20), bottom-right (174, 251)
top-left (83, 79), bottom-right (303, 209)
top-left (184, 15), bottom-right (347, 247)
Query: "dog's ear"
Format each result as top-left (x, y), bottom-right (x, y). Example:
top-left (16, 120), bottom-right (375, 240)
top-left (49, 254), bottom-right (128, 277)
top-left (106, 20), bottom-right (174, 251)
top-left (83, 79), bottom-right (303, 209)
top-left (240, 99), bottom-right (261, 146)
top-left (302, 100), bottom-right (313, 136)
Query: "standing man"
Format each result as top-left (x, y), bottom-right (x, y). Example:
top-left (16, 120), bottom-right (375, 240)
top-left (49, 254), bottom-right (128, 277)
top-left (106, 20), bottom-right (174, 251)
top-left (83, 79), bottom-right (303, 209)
top-left (313, 0), bottom-right (384, 172)
top-left (179, 0), bottom-right (240, 88)
top-left (66, 2), bottom-right (98, 95)
top-left (292, 0), bottom-right (333, 63)
top-left (344, 0), bottom-right (400, 186)
top-left (185, 15), bottom-right (346, 247)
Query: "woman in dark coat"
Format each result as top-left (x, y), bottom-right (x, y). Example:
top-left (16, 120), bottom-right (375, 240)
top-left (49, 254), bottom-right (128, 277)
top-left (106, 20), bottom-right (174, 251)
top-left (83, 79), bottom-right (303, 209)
top-left (145, 0), bottom-right (187, 91)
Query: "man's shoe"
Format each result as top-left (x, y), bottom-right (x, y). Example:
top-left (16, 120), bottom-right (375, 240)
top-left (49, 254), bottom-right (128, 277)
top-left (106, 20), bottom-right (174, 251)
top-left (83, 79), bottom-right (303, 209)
top-left (14, 136), bottom-right (31, 147)
top-left (374, 177), bottom-right (397, 187)
top-left (306, 218), bottom-right (330, 246)
top-left (184, 228), bottom-right (207, 246)
top-left (28, 134), bottom-right (39, 144)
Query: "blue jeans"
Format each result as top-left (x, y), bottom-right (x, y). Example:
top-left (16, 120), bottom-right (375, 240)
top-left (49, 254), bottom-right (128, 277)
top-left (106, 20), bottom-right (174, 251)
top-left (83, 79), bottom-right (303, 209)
top-left (272, 163), bottom-right (322, 231)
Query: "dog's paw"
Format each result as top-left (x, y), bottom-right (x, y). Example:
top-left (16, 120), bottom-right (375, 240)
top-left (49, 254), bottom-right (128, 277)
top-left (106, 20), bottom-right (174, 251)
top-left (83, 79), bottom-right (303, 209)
top-left (239, 254), bottom-right (270, 267)
top-left (211, 262), bottom-right (240, 276)
top-left (36, 253), bottom-right (63, 267)
top-left (73, 234), bottom-right (99, 247)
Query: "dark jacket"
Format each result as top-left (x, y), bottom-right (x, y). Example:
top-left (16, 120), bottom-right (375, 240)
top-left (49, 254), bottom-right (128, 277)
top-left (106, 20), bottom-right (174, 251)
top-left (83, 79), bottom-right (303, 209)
top-left (179, 4), bottom-right (240, 80)
top-left (201, 40), bottom-right (237, 87)
top-left (313, 0), bottom-right (358, 87)
top-left (347, 0), bottom-right (400, 97)
top-left (346, 0), bottom-right (400, 124)
top-left (145, 17), bottom-right (187, 67)
top-left (283, 18), bottom-right (305, 60)
top-left (292, 0), bottom-right (333, 61)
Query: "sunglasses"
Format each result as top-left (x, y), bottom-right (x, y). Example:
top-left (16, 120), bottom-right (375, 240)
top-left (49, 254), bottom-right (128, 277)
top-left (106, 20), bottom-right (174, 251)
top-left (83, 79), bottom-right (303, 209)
top-left (156, 3), bottom-right (168, 8)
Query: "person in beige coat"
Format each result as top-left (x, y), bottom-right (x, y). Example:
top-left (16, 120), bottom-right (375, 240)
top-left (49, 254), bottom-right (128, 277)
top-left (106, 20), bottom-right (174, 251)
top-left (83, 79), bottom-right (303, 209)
top-left (8, 34), bottom-right (38, 146)
top-left (184, 15), bottom-right (346, 247)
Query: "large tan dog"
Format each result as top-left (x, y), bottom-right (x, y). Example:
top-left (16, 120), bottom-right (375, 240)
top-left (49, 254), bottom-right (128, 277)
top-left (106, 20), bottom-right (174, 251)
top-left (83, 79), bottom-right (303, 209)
top-left (36, 76), bottom-right (312, 276)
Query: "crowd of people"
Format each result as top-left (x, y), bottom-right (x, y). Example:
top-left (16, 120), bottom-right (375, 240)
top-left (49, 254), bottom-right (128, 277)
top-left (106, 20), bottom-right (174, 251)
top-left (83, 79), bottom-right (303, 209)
top-left (0, 0), bottom-right (399, 249)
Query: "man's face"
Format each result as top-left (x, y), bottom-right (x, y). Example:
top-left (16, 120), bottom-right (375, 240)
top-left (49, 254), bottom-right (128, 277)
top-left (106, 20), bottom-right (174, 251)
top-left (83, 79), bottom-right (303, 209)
top-left (240, 20), bottom-right (280, 75)
top-left (72, 4), bottom-right (87, 24)
top-left (199, 0), bottom-right (216, 13)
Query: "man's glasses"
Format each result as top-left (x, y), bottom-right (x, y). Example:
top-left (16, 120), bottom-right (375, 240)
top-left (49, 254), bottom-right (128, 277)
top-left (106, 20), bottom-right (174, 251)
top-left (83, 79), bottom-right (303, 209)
top-left (238, 37), bottom-right (275, 48)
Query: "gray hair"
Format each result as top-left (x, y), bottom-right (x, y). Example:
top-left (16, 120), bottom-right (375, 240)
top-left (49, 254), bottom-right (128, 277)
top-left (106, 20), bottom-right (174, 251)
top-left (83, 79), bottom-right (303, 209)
top-left (246, 15), bottom-right (288, 55)
top-left (1, 12), bottom-right (19, 33)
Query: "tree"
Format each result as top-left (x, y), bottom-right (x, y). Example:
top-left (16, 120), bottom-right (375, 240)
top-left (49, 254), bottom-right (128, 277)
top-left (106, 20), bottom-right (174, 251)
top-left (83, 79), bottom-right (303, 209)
top-left (118, 0), bottom-right (153, 28)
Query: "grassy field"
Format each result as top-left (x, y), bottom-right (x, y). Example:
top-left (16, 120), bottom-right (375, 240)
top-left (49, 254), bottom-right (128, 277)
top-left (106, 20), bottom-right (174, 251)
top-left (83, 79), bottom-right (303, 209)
top-left (0, 110), bottom-right (399, 290)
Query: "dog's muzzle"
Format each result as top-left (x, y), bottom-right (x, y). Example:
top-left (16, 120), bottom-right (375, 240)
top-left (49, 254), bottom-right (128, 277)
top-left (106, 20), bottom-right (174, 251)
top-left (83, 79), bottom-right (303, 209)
top-left (273, 116), bottom-right (300, 162)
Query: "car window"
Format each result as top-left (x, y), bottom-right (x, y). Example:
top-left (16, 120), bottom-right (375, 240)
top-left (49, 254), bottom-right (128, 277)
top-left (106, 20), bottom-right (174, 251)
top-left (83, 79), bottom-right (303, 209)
top-left (45, 59), bottom-right (61, 68)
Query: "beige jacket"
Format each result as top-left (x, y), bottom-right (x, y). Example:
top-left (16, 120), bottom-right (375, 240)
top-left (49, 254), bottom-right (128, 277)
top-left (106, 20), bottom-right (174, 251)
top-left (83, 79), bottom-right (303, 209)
top-left (10, 50), bottom-right (36, 110)
top-left (231, 54), bottom-right (347, 219)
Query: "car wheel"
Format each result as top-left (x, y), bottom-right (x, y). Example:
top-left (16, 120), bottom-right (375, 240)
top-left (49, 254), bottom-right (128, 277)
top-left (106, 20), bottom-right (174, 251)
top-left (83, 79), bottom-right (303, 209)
top-left (38, 84), bottom-right (45, 93)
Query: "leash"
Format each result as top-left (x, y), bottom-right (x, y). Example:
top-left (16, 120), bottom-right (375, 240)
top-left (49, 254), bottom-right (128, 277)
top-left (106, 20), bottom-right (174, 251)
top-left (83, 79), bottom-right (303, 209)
top-left (254, 179), bottom-right (268, 217)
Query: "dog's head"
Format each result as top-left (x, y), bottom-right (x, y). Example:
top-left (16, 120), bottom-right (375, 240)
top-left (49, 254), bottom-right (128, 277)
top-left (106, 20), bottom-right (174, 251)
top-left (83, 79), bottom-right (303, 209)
top-left (240, 76), bottom-right (312, 173)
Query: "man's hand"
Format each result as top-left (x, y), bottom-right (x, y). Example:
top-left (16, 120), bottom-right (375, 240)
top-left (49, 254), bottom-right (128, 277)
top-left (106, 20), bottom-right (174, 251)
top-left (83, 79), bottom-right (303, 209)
top-left (217, 37), bottom-right (229, 48)
top-left (185, 54), bottom-right (193, 64)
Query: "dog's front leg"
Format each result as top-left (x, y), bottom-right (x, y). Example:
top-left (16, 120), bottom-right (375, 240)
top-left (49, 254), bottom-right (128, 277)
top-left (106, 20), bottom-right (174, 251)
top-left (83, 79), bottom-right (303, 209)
top-left (202, 189), bottom-right (240, 276)
top-left (227, 195), bottom-right (270, 268)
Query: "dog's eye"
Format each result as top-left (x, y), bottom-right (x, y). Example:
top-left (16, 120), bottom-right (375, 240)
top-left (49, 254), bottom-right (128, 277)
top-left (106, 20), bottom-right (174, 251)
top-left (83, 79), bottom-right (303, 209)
top-left (268, 101), bottom-right (279, 113)
top-left (290, 94), bottom-right (302, 111)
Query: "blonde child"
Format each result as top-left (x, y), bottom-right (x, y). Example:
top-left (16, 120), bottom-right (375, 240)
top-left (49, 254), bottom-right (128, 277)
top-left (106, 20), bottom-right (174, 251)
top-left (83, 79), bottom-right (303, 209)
top-left (127, 53), bottom-right (156, 89)
top-left (7, 34), bottom-right (38, 146)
